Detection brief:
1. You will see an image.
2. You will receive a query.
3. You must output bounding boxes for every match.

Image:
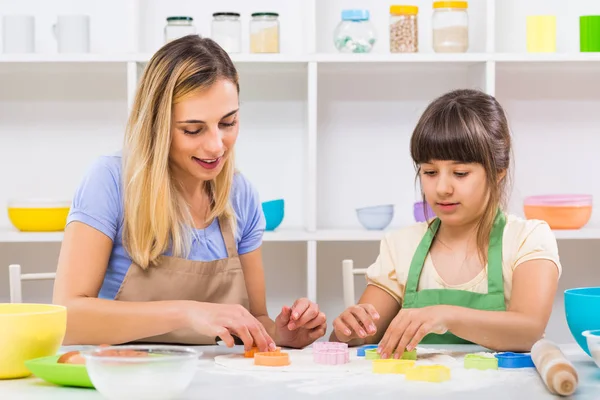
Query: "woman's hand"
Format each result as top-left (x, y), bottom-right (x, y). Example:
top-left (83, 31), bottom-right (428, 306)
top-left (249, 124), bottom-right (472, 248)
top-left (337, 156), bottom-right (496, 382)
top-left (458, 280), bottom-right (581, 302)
top-left (274, 298), bottom-right (327, 348)
top-left (332, 304), bottom-right (380, 343)
top-left (185, 302), bottom-right (277, 352)
top-left (378, 305), bottom-right (449, 359)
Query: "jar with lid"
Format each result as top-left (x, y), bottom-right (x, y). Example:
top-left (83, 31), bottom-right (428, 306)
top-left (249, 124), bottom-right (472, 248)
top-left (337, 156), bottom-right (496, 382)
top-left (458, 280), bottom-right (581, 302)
top-left (164, 16), bottom-right (196, 43)
top-left (432, 1), bottom-right (468, 53)
top-left (250, 12), bottom-right (279, 53)
top-left (389, 5), bottom-right (418, 53)
top-left (334, 9), bottom-right (377, 53)
top-left (211, 12), bottom-right (241, 53)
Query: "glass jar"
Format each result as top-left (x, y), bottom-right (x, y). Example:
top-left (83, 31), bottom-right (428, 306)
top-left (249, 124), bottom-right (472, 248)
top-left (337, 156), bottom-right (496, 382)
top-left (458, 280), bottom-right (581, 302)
top-left (211, 12), bottom-right (241, 53)
top-left (250, 12), bottom-right (279, 53)
top-left (164, 16), bottom-right (196, 43)
top-left (333, 9), bottom-right (377, 53)
top-left (389, 5), bottom-right (418, 53)
top-left (432, 1), bottom-right (468, 53)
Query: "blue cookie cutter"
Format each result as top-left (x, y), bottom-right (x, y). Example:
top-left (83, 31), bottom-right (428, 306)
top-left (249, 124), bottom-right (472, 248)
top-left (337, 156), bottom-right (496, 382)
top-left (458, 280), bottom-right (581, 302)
top-left (357, 344), bottom-right (379, 357)
top-left (494, 352), bottom-right (535, 368)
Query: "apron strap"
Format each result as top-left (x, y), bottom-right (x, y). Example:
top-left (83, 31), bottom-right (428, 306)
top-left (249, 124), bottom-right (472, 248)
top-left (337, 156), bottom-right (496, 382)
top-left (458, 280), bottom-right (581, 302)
top-left (405, 219), bottom-right (440, 294)
top-left (486, 210), bottom-right (506, 295)
top-left (218, 215), bottom-right (238, 258)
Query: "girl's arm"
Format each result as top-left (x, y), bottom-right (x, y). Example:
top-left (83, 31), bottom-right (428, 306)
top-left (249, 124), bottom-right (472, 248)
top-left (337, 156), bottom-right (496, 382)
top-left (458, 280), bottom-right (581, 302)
top-left (445, 258), bottom-right (559, 351)
top-left (241, 247), bottom-right (327, 348)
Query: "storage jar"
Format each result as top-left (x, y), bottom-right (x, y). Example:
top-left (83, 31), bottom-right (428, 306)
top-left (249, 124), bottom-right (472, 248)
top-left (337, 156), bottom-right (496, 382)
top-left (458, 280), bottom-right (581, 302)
top-left (333, 9), bottom-right (377, 53)
top-left (580, 15), bottom-right (600, 52)
top-left (527, 15), bottom-right (556, 53)
top-left (432, 2), bottom-right (468, 53)
top-left (389, 5), bottom-right (418, 53)
top-left (250, 12), bottom-right (279, 53)
top-left (211, 12), bottom-right (241, 53)
top-left (164, 16), bottom-right (196, 43)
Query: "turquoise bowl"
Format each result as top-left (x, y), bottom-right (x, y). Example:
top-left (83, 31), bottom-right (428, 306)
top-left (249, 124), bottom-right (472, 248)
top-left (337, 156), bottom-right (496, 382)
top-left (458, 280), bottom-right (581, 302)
top-left (564, 287), bottom-right (600, 356)
top-left (262, 199), bottom-right (284, 231)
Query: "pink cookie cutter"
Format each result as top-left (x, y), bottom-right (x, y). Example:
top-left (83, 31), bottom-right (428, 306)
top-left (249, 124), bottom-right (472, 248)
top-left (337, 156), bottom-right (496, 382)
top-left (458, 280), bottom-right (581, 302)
top-left (312, 342), bottom-right (349, 365)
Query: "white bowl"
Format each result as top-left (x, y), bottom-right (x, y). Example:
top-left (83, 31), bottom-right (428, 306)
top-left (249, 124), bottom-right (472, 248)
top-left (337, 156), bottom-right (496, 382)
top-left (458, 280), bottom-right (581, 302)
top-left (583, 330), bottom-right (600, 368)
top-left (356, 204), bottom-right (394, 230)
top-left (82, 345), bottom-right (199, 400)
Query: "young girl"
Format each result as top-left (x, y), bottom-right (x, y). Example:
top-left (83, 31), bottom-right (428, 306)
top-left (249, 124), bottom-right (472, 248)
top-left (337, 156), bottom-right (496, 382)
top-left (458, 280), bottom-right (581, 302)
top-left (53, 35), bottom-right (326, 350)
top-left (331, 89), bottom-right (561, 358)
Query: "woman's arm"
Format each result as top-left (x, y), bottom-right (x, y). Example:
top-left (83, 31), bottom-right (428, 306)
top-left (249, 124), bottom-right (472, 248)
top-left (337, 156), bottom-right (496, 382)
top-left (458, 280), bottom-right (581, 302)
top-left (330, 285), bottom-right (401, 346)
top-left (53, 222), bottom-right (190, 345)
top-left (445, 259), bottom-right (559, 351)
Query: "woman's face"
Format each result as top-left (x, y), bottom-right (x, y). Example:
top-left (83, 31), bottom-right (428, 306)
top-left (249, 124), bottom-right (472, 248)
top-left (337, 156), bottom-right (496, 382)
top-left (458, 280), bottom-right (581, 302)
top-left (169, 78), bottom-right (239, 184)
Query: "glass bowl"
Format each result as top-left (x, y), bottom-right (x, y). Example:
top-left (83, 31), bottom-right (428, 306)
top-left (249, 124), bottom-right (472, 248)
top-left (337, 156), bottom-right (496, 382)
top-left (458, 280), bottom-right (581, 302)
top-left (583, 330), bottom-right (600, 368)
top-left (82, 345), bottom-right (199, 400)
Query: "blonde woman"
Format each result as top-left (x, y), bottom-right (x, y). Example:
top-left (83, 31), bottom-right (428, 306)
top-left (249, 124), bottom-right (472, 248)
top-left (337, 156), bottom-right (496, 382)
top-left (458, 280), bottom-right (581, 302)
top-left (53, 35), bottom-right (327, 351)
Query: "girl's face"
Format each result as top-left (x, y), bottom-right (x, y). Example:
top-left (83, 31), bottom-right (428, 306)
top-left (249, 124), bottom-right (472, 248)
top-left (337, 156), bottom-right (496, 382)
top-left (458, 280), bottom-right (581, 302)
top-left (419, 160), bottom-right (489, 227)
top-left (169, 78), bottom-right (239, 184)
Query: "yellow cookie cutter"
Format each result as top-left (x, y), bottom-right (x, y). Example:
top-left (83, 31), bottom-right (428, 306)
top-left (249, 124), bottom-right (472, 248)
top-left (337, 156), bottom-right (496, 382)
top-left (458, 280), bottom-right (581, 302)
top-left (372, 359), bottom-right (416, 374)
top-left (405, 365), bottom-right (450, 383)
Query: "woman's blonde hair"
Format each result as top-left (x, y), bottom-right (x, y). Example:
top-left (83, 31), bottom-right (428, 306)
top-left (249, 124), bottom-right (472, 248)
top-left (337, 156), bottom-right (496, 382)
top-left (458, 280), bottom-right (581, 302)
top-left (122, 35), bottom-right (239, 269)
top-left (410, 89), bottom-right (512, 265)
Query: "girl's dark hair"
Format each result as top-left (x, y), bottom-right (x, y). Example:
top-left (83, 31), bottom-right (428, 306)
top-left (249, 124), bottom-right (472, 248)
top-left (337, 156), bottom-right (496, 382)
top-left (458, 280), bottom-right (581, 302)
top-left (410, 89), bottom-right (512, 264)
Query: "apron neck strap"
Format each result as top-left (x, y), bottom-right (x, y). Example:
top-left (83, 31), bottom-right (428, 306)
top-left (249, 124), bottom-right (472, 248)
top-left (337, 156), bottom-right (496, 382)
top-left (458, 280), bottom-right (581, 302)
top-left (218, 215), bottom-right (238, 258)
top-left (405, 219), bottom-right (440, 294)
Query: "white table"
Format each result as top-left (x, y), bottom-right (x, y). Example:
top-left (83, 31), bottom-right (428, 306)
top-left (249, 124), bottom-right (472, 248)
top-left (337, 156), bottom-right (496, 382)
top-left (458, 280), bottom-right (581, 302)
top-left (1, 344), bottom-right (599, 399)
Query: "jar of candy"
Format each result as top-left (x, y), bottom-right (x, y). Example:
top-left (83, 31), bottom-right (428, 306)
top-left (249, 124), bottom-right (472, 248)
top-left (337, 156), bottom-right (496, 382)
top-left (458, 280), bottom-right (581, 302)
top-left (432, 1), bottom-right (469, 53)
top-left (211, 12), bottom-right (241, 53)
top-left (333, 9), bottom-right (377, 53)
top-left (389, 5), bottom-right (419, 53)
top-left (250, 12), bottom-right (280, 53)
top-left (164, 16), bottom-right (196, 43)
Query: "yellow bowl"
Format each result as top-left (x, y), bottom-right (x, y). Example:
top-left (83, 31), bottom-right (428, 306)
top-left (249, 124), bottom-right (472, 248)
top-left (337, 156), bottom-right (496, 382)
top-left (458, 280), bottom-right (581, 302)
top-left (7, 200), bottom-right (70, 232)
top-left (0, 303), bottom-right (67, 379)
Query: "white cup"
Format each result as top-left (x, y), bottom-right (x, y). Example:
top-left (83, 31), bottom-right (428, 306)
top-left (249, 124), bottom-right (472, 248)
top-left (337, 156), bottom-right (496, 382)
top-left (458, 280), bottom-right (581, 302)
top-left (53, 15), bottom-right (90, 53)
top-left (2, 15), bottom-right (35, 53)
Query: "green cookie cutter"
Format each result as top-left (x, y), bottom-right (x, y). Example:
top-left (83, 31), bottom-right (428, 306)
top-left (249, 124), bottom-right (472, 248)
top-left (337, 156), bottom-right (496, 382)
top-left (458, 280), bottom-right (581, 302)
top-left (464, 353), bottom-right (498, 370)
top-left (364, 348), bottom-right (416, 360)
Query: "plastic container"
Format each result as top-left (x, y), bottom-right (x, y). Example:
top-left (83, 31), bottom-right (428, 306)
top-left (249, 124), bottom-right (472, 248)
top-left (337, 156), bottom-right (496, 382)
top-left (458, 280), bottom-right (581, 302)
top-left (334, 9), bottom-right (377, 53)
top-left (83, 345), bottom-right (198, 400)
top-left (211, 12), bottom-right (241, 53)
top-left (250, 12), bottom-right (279, 53)
top-left (0, 303), bottom-right (67, 379)
top-left (356, 204), bottom-right (394, 230)
top-left (582, 330), bottom-right (600, 367)
top-left (564, 287), bottom-right (600, 356)
top-left (527, 15), bottom-right (556, 53)
top-left (164, 16), bottom-right (196, 43)
top-left (7, 199), bottom-right (70, 231)
top-left (414, 200), bottom-right (435, 222)
top-left (523, 194), bottom-right (592, 230)
top-left (580, 16), bottom-right (600, 52)
top-left (432, 1), bottom-right (468, 53)
top-left (389, 5), bottom-right (418, 53)
top-left (262, 199), bottom-right (284, 231)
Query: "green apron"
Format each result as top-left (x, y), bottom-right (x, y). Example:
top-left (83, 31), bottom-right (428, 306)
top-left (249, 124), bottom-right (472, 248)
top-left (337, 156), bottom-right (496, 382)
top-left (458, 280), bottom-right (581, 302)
top-left (402, 211), bottom-right (507, 344)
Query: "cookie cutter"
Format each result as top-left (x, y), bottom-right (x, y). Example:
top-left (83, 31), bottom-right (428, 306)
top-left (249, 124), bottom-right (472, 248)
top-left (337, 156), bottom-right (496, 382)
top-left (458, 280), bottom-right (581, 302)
top-left (494, 352), bottom-right (535, 368)
top-left (372, 359), bottom-right (416, 374)
top-left (464, 353), bottom-right (498, 370)
top-left (357, 344), bottom-right (378, 357)
top-left (364, 348), bottom-right (416, 360)
top-left (312, 342), bottom-right (349, 364)
top-left (405, 365), bottom-right (451, 383)
top-left (254, 351), bottom-right (290, 367)
top-left (244, 346), bottom-right (281, 358)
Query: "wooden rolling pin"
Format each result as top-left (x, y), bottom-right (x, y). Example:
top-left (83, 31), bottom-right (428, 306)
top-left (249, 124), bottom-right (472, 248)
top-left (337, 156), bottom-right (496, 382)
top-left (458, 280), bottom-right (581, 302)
top-left (531, 339), bottom-right (579, 396)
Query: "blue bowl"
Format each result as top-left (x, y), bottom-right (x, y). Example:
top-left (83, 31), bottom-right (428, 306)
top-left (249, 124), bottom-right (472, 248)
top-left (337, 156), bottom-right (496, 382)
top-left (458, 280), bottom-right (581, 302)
top-left (262, 199), bottom-right (284, 231)
top-left (564, 287), bottom-right (600, 356)
top-left (356, 204), bottom-right (394, 230)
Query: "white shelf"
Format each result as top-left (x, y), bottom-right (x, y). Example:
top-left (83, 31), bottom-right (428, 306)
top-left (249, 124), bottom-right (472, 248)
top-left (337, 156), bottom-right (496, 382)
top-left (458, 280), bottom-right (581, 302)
top-left (2, 227), bottom-right (599, 243)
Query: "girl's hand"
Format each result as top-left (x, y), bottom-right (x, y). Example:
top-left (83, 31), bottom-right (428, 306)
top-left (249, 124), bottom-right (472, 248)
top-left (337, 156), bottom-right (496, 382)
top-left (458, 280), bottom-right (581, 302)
top-left (378, 305), bottom-right (449, 359)
top-left (275, 298), bottom-right (327, 348)
top-left (185, 302), bottom-right (277, 352)
top-left (332, 304), bottom-right (380, 343)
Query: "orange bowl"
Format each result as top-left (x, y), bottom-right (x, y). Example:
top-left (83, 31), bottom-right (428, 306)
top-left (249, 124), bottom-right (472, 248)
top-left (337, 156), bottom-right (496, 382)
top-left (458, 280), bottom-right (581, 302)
top-left (523, 195), bottom-right (592, 230)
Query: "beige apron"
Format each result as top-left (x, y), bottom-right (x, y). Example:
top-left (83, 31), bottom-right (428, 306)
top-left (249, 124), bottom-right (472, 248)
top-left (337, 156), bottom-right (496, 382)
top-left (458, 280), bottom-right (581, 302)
top-left (114, 216), bottom-right (249, 345)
